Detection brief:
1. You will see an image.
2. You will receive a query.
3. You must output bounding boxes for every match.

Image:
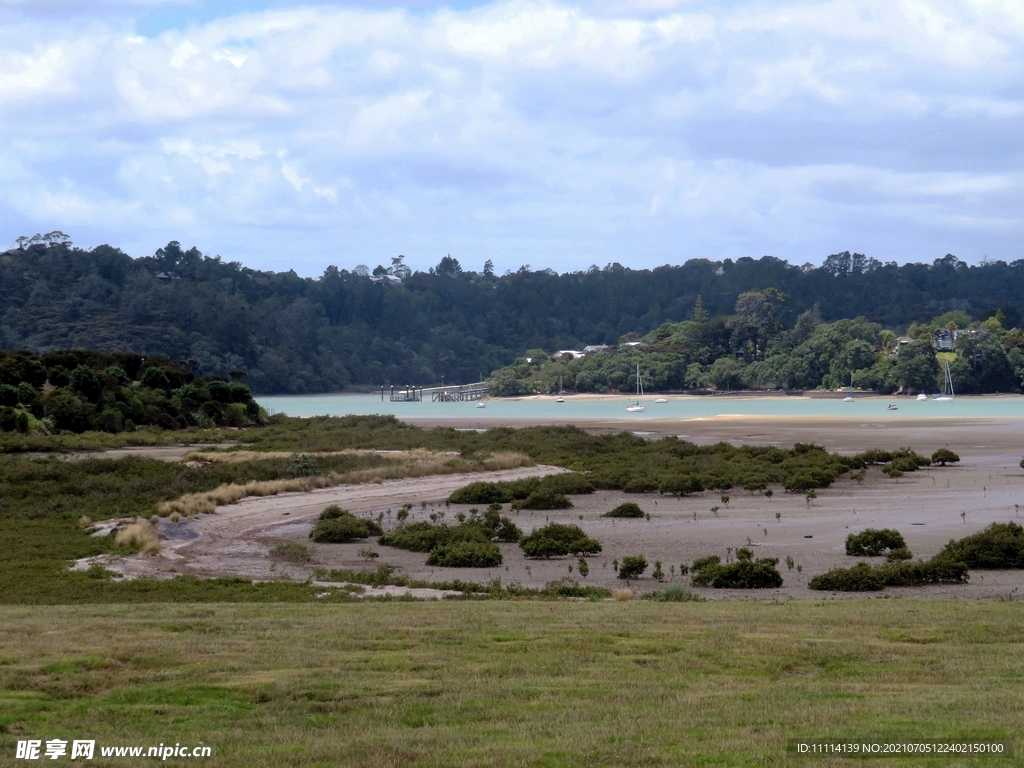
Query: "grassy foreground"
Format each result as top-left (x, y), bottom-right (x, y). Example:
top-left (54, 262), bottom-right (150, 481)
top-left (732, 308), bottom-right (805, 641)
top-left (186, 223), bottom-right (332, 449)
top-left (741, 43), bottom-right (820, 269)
top-left (2, 601), bottom-right (1022, 767)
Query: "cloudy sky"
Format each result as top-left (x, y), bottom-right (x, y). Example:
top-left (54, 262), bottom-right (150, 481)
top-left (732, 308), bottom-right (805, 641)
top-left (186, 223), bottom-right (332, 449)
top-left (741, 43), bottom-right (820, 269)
top-left (1, 0), bottom-right (1022, 276)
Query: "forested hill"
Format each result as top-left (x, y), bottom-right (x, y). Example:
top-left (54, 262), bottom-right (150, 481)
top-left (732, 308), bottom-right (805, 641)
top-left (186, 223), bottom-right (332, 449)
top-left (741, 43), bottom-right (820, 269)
top-left (2, 239), bottom-right (1023, 394)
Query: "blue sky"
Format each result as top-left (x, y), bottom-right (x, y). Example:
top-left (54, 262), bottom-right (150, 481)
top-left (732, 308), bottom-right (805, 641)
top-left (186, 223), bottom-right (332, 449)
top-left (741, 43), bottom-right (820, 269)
top-left (1, 0), bottom-right (1022, 276)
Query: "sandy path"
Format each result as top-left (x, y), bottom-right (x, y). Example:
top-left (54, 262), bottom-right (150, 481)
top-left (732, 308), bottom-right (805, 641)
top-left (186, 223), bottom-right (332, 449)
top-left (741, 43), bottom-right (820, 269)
top-left (152, 464), bottom-right (566, 580)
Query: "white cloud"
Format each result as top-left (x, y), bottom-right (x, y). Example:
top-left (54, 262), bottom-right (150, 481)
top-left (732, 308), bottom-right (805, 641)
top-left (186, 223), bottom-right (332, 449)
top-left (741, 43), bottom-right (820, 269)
top-left (0, 0), bottom-right (1022, 271)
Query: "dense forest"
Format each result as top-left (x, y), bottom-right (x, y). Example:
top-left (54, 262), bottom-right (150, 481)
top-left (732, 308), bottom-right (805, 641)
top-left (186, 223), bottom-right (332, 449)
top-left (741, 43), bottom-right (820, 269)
top-left (0, 348), bottom-right (263, 434)
top-left (2, 236), bottom-right (1023, 394)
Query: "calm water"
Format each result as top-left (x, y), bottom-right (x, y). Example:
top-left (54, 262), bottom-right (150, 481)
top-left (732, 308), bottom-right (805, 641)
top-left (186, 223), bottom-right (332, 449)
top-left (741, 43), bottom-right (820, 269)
top-left (257, 393), bottom-right (1024, 421)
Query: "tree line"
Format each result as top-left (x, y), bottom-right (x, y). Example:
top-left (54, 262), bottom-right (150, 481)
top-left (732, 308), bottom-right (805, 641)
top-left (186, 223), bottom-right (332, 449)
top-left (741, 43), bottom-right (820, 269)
top-left (1, 237), bottom-right (1022, 394)
top-left (490, 299), bottom-right (1024, 395)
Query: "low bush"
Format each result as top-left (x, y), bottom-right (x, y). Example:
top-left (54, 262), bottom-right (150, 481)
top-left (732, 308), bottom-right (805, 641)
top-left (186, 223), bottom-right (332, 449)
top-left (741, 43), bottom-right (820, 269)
top-left (446, 473), bottom-right (592, 506)
top-left (478, 506), bottom-right (522, 542)
top-left (690, 553), bottom-right (783, 588)
top-left (520, 523), bottom-right (602, 558)
top-left (645, 585), bottom-right (705, 602)
top-left (511, 488), bottom-right (573, 510)
top-left (809, 559), bottom-right (969, 591)
top-left (691, 555), bottom-right (721, 573)
top-left (623, 478), bottom-right (659, 493)
top-left (271, 542), bottom-right (312, 563)
top-left (542, 473), bottom-right (595, 495)
top-left (931, 449), bottom-right (960, 466)
top-left (115, 521), bottom-right (161, 555)
top-left (378, 521), bottom-right (491, 552)
top-left (879, 559), bottom-right (969, 587)
top-left (845, 528), bottom-right (907, 557)
top-left (617, 555), bottom-right (648, 579)
top-left (448, 481), bottom-right (519, 505)
top-left (426, 540), bottom-right (503, 568)
top-left (808, 562), bottom-right (885, 591)
top-left (602, 502), bottom-right (645, 518)
top-left (540, 578), bottom-right (610, 599)
top-left (658, 475), bottom-right (704, 496)
top-left (886, 546), bottom-right (913, 562)
top-left (936, 522), bottom-right (1024, 569)
top-left (309, 506), bottom-right (383, 543)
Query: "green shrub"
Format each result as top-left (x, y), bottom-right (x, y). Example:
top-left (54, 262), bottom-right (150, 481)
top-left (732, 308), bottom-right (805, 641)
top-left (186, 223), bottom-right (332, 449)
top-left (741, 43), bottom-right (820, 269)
top-left (886, 546), bottom-right (913, 562)
top-left (936, 522), bottom-right (1024, 569)
top-left (378, 522), bottom-right (490, 553)
top-left (808, 562), bottom-right (885, 591)
top-left (809, 559), bottom-right (969, 591)
top-left (426, 540), bottom-right (502, 568)
top-left (617, 555), bottom-right (648, 579)
top-left (287, 454), bottom-right (319, 478)
top-left (690, 555), bottom-right (783, 588)
top-left (512, 488), bottom-right (573, 510)
top-left (623, 478), bottom-right (659, 493)
top-left (309, 508), bottom-right (383, 543)
top-left (448, 481), bottom-right (516, 505)
top-left (878, 559), bottom-right (969, 586)
top-left (541, 473), bottom-right (595, 495)
top-left (540, 578), bottom-right (610, 599)
top-left (691, 555), bottom-right (720, 573)
top-left (520, 523), bottom-right (601, 558)
top-left (845, 528), bottom-right (907, 557)
top-left (645, 584), bottom-right (704, 602)
top-left (931, 449), bottom-right (960, 466)
top-left (741, 475), bottom-right (768, 492)
top-left (658, 475), bottom-right (704, 496)
top-left (480, 507), bottom-right (522, 542)
top-left (602, 502), bottom-right (645, 518)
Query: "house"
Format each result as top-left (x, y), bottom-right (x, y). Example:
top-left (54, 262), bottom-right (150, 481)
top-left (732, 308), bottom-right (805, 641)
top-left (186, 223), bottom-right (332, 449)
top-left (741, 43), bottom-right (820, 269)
top-left (931, 329), bottom-right (954, 351)
top-left (554, 350), bottom-right (585, 359)
top-left (583, 345), bottom-right (610, 354)
top-left (156, 271), bottom-right (181, 283)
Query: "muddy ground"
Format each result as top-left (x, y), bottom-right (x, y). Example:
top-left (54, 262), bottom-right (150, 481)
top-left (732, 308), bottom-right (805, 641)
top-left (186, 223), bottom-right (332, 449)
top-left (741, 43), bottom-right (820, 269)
top-left (84, 422), bottom-right (1024, 599)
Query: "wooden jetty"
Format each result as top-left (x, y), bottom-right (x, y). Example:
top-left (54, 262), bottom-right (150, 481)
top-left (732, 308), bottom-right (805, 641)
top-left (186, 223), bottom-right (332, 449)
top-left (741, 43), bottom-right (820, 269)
top-left (382, 381), bottom-right (489, 403)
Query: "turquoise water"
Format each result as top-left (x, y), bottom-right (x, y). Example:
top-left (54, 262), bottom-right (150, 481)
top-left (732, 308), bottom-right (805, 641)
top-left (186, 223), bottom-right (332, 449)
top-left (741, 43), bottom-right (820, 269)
top-left (257, 393), bottom-right (1024, 421)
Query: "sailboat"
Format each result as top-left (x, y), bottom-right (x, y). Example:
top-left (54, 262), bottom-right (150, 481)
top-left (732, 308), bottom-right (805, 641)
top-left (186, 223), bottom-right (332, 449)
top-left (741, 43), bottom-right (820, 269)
top-left (556, 375), bottom-right (564, 403)
top-left (626, 365), bottom-right (646, 412)
top-left (843, 373), bottom-right (855, 402)
top-left (933, 360), bottom-right (955, 401)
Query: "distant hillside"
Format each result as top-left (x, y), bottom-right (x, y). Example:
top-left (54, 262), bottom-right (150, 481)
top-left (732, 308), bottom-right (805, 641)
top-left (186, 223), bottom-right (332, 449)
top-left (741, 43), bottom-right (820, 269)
top-left (1, 239), bottom-right (1022, 394)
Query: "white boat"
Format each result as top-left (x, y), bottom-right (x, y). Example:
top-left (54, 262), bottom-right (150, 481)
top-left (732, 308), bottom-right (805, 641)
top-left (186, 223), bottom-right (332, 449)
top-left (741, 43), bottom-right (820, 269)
top-left (556, 375), bottom-right (564, 403)
top-left (916, 393), bottom-right (928, 401)
top-left (626, 364), bottom-right (646, 412)
top-left (887, 404), bottom-right (898, 410)
top-left (476, 402), bottom-right (486, 408)
top-left (654, 398), bottom-right (668, 403)
top-left (843, 373), bottom-right (854, 402)
top-left (933, 360), bottom-right (955, 401)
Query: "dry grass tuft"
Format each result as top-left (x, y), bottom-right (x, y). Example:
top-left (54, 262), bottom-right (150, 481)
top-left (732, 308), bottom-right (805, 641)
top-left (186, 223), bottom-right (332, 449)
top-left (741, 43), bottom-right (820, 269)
top-left (169, 512), bottom-right (181, 523)
top-left (611, 588), bottom-right (633, 602)
top-left (159, 450), bottom-right (534, 518)
top-left (115, 521), bottom-right (161, 555)
top-left (79, 516), bottom-right (92, 527)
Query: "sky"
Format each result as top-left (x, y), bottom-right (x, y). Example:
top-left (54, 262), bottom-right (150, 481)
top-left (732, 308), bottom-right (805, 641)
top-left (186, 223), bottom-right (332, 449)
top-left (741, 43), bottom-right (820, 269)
top-left (1, 0), bottom-right (1022, 277)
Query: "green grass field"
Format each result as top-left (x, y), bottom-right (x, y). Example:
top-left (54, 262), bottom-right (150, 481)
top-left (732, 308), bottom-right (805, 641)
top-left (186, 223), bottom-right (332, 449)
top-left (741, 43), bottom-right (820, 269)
top-left (2, 600), bottom-right (1022, 767)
